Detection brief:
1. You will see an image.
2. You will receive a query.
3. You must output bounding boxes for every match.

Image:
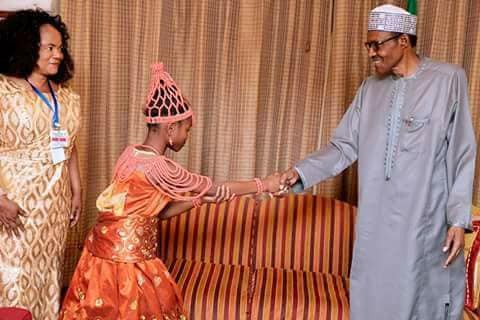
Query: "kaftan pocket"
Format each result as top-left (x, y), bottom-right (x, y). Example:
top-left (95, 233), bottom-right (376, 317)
top-left (444, 303), bottom-right (450, 320)
top-left (400, 116), bottom-right (430, 153)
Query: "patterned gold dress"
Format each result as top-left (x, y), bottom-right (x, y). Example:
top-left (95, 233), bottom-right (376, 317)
top-left (0, 74), bottom-right (81, 319)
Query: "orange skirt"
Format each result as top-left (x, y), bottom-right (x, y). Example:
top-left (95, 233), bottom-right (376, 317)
top-left (60, 249), bottom-right (186, 319)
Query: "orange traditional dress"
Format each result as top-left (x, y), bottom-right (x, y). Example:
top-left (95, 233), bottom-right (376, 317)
top-left (61, 145), bottom-right (210, 320)
top-left (0, 74), bottom-right (81, 319)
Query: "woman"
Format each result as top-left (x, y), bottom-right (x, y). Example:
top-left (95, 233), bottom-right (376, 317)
top-left (0, 9), bottom-right (81, 319)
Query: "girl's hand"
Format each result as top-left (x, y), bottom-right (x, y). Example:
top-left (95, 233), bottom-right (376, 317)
top-left (203, 184), bottom-right (235, 203)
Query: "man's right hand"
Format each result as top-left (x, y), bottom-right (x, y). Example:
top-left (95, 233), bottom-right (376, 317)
top-left (0, 195), bottom-right (24, 235)
top-left (279, 168), bottom-right (300, 187)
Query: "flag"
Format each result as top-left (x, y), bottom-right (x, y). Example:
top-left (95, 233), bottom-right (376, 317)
top-left (407, 0), bottom-right (417, 15)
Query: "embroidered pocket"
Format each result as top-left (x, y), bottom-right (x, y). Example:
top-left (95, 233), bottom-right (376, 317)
top-left (400, 116), bottom-right (430, 153)
top-left (403, 116), bottom-right (430, 132)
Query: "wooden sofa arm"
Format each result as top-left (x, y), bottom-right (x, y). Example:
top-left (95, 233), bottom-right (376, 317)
top-left (465, 207), bottom-right (480, 312)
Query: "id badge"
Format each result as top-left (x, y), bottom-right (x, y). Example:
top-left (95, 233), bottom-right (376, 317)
top-left (50, 128), bottom-right (68, 164)
top-left (51, 147), bottom-right (66, 164)
top-left (50, 128), bottom-right (69, 149)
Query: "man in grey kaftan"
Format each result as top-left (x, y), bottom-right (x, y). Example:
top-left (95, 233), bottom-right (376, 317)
top-left (280, 5), bottom-right (477, 320)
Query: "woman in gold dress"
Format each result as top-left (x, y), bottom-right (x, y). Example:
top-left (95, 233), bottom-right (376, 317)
top-left (0, 9), bottom-right (81, 319)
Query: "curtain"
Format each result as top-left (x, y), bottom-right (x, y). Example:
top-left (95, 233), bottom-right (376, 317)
top-left (59, 0), bottom-right (480, 282)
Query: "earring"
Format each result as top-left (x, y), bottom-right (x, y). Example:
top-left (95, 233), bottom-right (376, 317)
top-left (168, 137), bottom-right (173, 146)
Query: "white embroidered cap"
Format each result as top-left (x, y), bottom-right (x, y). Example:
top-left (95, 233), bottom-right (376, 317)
top-left (368, 4), bottom-right (417, 35)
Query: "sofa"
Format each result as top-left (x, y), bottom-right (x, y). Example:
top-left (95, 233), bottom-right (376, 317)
top-left (0, 307), bottom-right (32, 320)
top-left (158, 194), bottom-right (480, 319)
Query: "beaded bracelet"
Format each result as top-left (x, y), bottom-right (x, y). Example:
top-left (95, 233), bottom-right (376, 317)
top-left (254, 178), bottom-right (265, 195)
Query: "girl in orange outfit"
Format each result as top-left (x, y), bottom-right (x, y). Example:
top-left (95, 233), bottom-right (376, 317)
top-left (60, 63), bottom-right (279, 320)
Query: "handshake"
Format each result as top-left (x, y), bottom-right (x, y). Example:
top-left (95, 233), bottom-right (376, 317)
top-left (203, 168), bottom-right (303, 205)
top-left (262, 167), bottom-right (301, 196)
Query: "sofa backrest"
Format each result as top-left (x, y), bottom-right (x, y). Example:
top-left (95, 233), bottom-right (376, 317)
top-left (158, 194), bottom-right (357, 277)
top-left (158, 196), bottom-right (257, 266)
top-left (252, 194), bottom-right (356, 277)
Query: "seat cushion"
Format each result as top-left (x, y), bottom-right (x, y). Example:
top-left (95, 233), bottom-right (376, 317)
top-left (165, 259), bottom-right (480, 320)
top-left (0, 308), bottom-right (32, 320)
top-left (166, 259), bottom-right (250, 320)
top-left (250, 268), bottom-right (349, 319)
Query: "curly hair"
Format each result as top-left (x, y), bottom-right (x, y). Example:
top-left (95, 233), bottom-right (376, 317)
top-left (0, 9), bottom-right (74, 84)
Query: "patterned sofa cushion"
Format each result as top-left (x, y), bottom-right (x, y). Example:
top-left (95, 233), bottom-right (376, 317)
top-left (250, 268), bottom-right (349, 319)
top-left (159, 196), bottom-right (256, 266)
top-left (253, 194), bottom-right (356, 276)
top-left (167, 259), bottom-right (250, 320)
top-left (249, 268), bottom-right (479, 320)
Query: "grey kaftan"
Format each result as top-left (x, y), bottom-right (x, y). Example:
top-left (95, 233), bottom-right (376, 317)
top-left (294, 58), bottom-right (477, 320)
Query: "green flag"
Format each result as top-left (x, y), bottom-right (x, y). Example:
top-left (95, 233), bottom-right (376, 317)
top-left (407, 0), bottom-right (417, 15)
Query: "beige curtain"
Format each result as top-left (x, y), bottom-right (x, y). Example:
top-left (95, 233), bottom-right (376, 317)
top-left (59, 0), bottom-right (480, 282)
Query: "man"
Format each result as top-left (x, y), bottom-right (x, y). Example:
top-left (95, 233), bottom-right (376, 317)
top-left (280, 4), bottom-right (477, 320)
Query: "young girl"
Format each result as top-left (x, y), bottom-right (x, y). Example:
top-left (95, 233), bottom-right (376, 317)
top-left (60, 63), bottom-right (280, 319)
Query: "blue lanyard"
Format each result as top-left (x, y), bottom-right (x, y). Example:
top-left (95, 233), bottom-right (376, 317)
top-left (26, 79), bottom-right (60, 128)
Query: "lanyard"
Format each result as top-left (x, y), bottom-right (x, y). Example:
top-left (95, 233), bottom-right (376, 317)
top-left (26, 79), bottom-right (60, 128)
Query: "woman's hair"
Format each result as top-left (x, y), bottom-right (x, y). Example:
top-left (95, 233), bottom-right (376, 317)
top-left (0, 9), bottom-right (74, 83)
